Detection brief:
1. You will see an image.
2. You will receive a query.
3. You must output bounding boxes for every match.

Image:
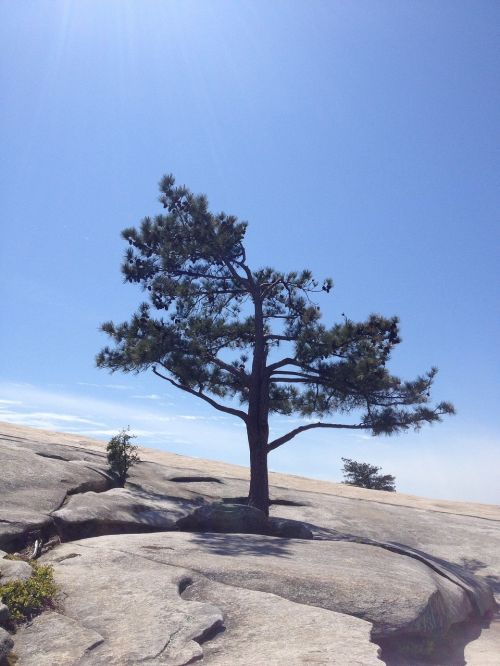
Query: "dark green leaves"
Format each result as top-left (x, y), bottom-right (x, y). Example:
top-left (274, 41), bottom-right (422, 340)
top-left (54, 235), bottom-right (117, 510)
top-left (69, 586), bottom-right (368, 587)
top-left (98, 174), bottom-right (454, 438)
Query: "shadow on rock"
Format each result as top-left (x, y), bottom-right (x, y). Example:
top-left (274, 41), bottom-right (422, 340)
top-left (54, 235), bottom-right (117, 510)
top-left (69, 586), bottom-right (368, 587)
top-left (188, 532), bottom-right (294, 558)
top-left (378, 614), bottom-right (488, 666)
top-left (458, 557), bottom-right (500, 596)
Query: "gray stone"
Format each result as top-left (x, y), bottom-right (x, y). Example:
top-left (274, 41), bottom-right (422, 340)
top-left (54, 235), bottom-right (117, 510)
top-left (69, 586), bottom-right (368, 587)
top-left (52, 531), bottom-right (492, 641)
top-left (0, 437), bottom-right (112, 549)
top-left (0, 556), bottom-right (33, 583)
top-left (464, 616), bottom-right (500, 666)
top-left (266, 516), bottom-right (313, 539)
top-left (52, 487), bottom-right (199, 540)
top-left (176, 502), bottom-right (269, 535)
top-left (41, 542), bottom-right (224, 665)
top-left (12, 611), bottom-right (104, 665)
top-left (182, 576), bottom-right (381, 665)
top-left (268, 487), bottom-right (500, 593)
top-left (0, 626), bottom-right (14, 661)
top-left (2, 422), bottom-right (499, 662)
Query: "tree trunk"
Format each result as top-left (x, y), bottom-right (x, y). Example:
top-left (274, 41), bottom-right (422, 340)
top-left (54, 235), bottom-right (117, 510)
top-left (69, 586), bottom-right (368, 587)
top-left (246, 289), bottom-right (270, 515)
top-left (247, 440), bottom-right (270, 515)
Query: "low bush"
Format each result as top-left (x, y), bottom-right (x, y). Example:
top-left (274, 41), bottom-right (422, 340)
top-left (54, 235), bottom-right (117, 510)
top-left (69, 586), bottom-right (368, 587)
top-left (107, 427), bottom-right (140, 486)
top-left (341, 457), bottom-right (396, 491)
top-left (0, 562), bottom-right (57, 624)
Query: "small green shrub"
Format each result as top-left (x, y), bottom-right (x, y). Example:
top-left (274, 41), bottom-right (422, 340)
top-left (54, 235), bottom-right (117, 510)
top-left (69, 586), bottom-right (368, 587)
top-left (107, 427), bottom-right (140, 486)
top-left (341, 457), bottom-right (396, 491)
top-left (0, 562), bottom-right (57, 623)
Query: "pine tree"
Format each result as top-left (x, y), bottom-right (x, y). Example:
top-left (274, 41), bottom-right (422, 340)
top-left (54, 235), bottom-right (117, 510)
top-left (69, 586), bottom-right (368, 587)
top-left (106, 428), bottom-right (140, 486)
top-left (341, 458), bottom-right (396, 492)
top-left (96, 175), bottom-right (455, 513)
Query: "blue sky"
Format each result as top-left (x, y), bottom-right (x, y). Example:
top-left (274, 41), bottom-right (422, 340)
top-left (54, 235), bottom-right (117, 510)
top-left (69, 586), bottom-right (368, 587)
top-left (1, 1), bottom-right (499, 503)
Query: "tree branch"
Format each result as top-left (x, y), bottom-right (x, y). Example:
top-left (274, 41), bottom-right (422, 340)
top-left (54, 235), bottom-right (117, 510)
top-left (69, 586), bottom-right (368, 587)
top-left (152, 366), bottom-right (248, 421)
top-left (164, 268), bottom-right (234, 283)
top-left (268, 421), bottom-right (366, 451)
top-left (210, 357), bottom-right (250, 384)
top-left (271, 370), bottom-right (321, 379)
top-left (267, 357), bottom-right (321, 374)
top-left (264, 334), bottom-right (295, 342)
top-left (221, 257), bottom-right (252, 289)
top-left (270, 377), bottom-right (324, 384)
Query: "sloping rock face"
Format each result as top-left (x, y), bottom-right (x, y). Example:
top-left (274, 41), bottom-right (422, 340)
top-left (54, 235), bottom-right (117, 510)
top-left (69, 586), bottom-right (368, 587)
top-left (0, 556), bottom-right (33, 584)
top-left (176, 502), bottom-right (269, 534)
top-left (0, 433), bottom-right (112, 549)
top-left (1, 422), bottom-right (499, 665)
top-left (34, 540), bottom-right (381, 666)
top-left (52, 488), bottom-right (200, 540)
top-left (0, 627), bottom-right (14, 661)
top-left (58, 532), bottom-right (486, 640)
top-left (11, 612), bottom-right (104, 666)
top-left (39, 545), bottom-right (223, 665)
top-left (181, 577), bottom-right (379, 665)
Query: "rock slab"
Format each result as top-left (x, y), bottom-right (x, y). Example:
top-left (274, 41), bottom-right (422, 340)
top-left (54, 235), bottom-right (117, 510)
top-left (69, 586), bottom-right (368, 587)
top-left (46, 532), bottom-right (491, 641)
top-left (12, 611), bottom-right (104, 666)
top-left (0, 626), bottom-right (14, 661)
top-left (38, 542), bottom-right (224, 665)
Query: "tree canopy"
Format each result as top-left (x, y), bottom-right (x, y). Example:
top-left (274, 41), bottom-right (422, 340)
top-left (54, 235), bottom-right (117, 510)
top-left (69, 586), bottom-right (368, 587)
top-left (341, 457), bottom-right (396, 492)
top-left (97, 175), bottom-right (454, 512)
top-left (106, 428), bottom-right (140, 487)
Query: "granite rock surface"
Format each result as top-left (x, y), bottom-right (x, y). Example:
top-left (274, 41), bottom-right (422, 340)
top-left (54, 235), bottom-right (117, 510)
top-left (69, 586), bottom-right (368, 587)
top-left (1, 421), bottom-right (499, 665)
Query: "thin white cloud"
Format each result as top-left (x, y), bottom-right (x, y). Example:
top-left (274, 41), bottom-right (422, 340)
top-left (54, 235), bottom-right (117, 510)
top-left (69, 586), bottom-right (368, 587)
top-left (176, 414), bottom-right (228, 421)
top-left (29, 412), bottom-right (105, 425)
top-left (132, 394), bottom-right (163, 400)
top-left (0, 380), bottom-right (246, 462)
top-left (0, 380), bottom-right (498, 504)
top-left (0, 408), bottom-right (104, 428)
top-left (77, 382), bottom-right (132, 391)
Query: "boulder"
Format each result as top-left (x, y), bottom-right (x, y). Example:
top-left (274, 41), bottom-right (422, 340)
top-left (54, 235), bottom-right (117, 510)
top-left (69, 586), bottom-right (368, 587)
top-left (38, 543), bottom-right (223, 665)
top-left (51, 532), bottom-right (495, 642)
top-left (52, 488), bottom-right (199, 540)
top-left (0, 556), bottom-right (33, 583)
top-left (0, 626), bottom-right (14, 661)
top-left (176, 503), bottom-right (268, 535)
top-left (464, 616), bottom-right (500, 666)
top-left (266, 516), bottom-right (313, 539)
top-left (0, 440), bottom-right (112, 549)
top-left (268, 487), bottom-right (500, 591)
top-left (182, 577), bottom-right (381, 665)
top-left (2, 422), bottom-right (500, 662)
top-left (12, 611), bottom-right (104, 666)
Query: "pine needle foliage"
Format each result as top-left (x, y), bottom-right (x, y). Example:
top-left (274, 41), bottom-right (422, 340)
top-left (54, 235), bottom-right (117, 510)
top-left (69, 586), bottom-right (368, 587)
top-left (341, 457), bottom-right (396, 492)
top-left (106, 428), bottom-right (140, 486)
top-left (97, 175), bottom-right (454, 512)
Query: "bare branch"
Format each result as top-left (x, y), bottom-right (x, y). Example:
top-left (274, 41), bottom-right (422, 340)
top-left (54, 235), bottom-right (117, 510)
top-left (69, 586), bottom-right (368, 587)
top-left (221, 257), bottom-right (252, 289)
top-left (210, 357), bottom-right (250, 384)
top-left (271, 370), bottom-right (321, 379)
top-left (268, 421), bottom-right (366, 451)
top-left (267, 357), bottom-right (321, 374)
top-left (152, 366), bottom-right (248, 421)
top-left (270, 377), bottom-right (323, 384)
top-left (264, 334), bottom-right (295, 342)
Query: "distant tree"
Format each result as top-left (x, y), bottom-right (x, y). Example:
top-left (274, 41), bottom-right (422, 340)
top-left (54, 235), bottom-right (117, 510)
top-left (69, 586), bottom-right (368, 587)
top-left (106, 428), bottom-right (140, 486)
top-left (96, 175), bottom-right (454, 514)
top-left (341, 457), bottom-right (396, 492)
